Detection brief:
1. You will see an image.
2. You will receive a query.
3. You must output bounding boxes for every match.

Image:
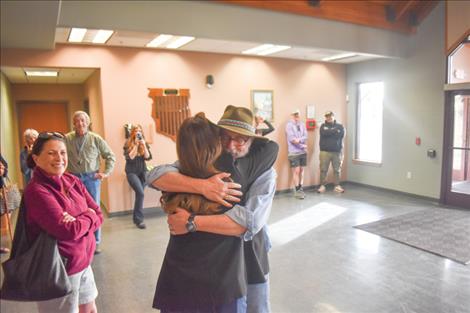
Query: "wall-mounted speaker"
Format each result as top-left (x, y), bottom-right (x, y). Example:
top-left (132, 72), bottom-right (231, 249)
top-left (206, 75), bottom-right (214, 88)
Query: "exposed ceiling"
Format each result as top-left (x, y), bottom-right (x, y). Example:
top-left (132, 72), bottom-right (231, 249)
top-left (217, 0), bottom-right (439, 34)
top-left (1, 0), bottom-right (438, 84)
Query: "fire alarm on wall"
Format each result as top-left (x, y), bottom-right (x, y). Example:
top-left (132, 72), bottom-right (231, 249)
top-left (415, 137), bottom-right (421, 145)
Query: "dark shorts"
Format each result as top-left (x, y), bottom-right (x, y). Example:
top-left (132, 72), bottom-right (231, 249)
top-left (288, 153), bottom-right (307, 168)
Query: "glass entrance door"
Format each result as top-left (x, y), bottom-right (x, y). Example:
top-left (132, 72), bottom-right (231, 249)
top-left (441, 90), bottom-right (470, 209)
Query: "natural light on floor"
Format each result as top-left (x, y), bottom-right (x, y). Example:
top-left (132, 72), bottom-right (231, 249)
top-left (269, 202), bottom-right (347, 247)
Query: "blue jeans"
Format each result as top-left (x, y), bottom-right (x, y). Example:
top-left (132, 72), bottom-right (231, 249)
top-left (126, 172), bottom-right (146, 224)
top-left (160, 297), bottom-right (246, 313)
top-left (245, 275), bottom-right (270, 313)
top-left (74, 172), bottom-right (102, 244)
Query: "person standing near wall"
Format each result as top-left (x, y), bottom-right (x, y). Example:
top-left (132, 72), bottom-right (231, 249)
top-left (285, 109), bottom-right (308, 199)
top-left (65, 111), bottom-right (115, 254)
top-left (255, 115), bottom-right (275, 136)
top-left (123, 125), bottom-right (152, 229)
top-left (20, 128), bottom-right (39, 186)
top-left (317, 111), bottom-right (345, 193)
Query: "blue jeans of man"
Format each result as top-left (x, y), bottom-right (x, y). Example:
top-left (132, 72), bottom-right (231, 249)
top-left (245, 275), bottom-right (270, 313)
top-left (75, 172), bottom-right (102, 244)
top-left (126, 172), bottom-right (146, 225)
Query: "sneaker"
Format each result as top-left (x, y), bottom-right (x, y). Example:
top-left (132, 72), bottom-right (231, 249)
top-left (94, 247), bottom-right (102, 255)
top-left (295, 188), bottom-right (305, 200)
top-left (334, 185), bottom-right (344, 193)
top-left (317, 185), bottom-right (326, 193)
top-left (136, 222), bottom-right (147, 229)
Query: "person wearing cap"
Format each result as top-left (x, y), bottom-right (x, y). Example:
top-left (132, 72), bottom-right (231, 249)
top-left (147, 105), bottom-right (279, 313)
top-left (285, 109), bottom-right (308, 199)
top-left (317, 111), bottom-right (345, 193)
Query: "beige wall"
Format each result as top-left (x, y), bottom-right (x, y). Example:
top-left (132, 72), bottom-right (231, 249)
top-left (0, 72), bottom-right (21, 184)
top-left (1, 44), bottom-right (346, 213)
top-left (82, 70), bottom-right (111, 211)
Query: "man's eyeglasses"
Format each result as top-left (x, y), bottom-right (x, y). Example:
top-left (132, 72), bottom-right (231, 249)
top-left (220, 133), bottom-right (250, 146)
top-left (38, 131), bottom-right (65, 139)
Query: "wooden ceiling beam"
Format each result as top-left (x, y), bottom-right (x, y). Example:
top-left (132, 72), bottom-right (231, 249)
top-left (216, 0), bottom-right (438, 34)
top-left (395, 1), bottom-right (415, 21)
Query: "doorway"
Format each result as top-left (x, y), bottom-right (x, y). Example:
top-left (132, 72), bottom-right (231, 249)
top-left (441, 90), bottom-right (470, 209)
top-left (18, 101), bottom-right (69, 141)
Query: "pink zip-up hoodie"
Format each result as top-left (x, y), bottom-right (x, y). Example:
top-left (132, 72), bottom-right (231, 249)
top-left (24, 167), bottom-right (103, 275)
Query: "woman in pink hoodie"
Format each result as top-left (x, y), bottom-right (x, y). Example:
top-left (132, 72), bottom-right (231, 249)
top-left (24, 132), bottom-right (103, 313)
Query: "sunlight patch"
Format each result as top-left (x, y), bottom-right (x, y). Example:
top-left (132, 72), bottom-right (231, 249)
top-left (269, 202), bottom-right (346, 247)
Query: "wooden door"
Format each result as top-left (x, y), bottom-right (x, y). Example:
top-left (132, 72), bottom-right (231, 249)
top-left (18, 101), bottom-right (69, 140)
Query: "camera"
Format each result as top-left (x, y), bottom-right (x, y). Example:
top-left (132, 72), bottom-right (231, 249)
top-left (136, 132), bottom-right (143, 140)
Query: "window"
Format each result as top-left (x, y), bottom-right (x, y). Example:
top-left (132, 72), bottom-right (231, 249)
top-left (355, 82), bottom-right (384, 163)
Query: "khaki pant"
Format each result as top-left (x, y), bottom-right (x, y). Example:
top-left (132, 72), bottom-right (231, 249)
top-left (319, 151), bottom-right (343, 186)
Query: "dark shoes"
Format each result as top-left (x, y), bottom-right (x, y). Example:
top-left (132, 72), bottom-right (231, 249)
top-left (94, 245), bottom-right (102, 255)
top-left (136, 222), bottom-right (146, 229)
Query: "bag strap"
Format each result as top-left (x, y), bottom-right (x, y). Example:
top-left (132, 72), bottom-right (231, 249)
top-left (8, 198), bottom-right (30, 258)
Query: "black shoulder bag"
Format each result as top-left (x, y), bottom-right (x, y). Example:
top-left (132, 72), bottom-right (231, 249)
top-left (1, 199), bottom-right (72, 301)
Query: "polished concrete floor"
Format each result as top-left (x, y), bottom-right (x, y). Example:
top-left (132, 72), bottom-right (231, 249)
top-left (1, 184), bottom-right (469, 313)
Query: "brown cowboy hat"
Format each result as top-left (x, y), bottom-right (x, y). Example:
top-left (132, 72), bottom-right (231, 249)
top-left (217, 105), bottom-right (267, 140)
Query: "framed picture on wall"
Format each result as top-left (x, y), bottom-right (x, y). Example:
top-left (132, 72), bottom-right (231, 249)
top-left (251, 90), bottom-right (274, 122)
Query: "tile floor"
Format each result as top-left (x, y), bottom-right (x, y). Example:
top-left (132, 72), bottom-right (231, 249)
top-left (1, 184), bottom-right (469, 313)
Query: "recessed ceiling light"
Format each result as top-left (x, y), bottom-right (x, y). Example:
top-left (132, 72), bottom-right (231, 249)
top-left (92, 30), bottom-right (114, 44)
top-left (242, 44), bottom-right (274, 55)
top-left (68, 28), bottom-right (87, 43)
top-left (146, 34), bottom-right (173, 48)
top-left (166, 36), bottom-right (195, 49)
top-left (25, 70), bottom-right (59, 77)
top-left (322, 53), bottom-right (357, 62)
top-left (258, 45), bottom-right (291, 56)
top-left (242, 44), bottom-right (291, 56)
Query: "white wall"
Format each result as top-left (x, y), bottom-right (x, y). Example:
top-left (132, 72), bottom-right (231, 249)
top-left (345, 2), bottom-right (445, 199)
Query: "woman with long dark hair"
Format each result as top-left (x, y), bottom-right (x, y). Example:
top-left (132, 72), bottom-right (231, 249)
top-left (153, 113), bottom-right (246, 313)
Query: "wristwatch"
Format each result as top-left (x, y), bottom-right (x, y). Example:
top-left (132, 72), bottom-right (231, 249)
top-left (186, 213), bottom-right (197, 233)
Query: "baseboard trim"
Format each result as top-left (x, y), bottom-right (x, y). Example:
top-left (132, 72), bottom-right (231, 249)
top-left (108, 182), bottom-right (441, 216)
top-left (345, 181), bottom-right (439, 203)
top-left (276, 181), bottom-right (440, 204)
top-left (108, 206), bottom-right (164, 218)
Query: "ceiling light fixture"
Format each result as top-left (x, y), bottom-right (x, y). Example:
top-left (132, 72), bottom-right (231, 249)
top-left (242, 44), bottom-right (274, 55)
top-left (166, 36), bottom-right (195, 49)
top-left (92, 30), bottom-right (114, 44)
top-left (25, 70), bottom-right (59, 77)
top-left (68, 28), bottom-right (87, 42)
top-left (258, 45), bottom-right (291, 56)
top-left (322, 53), bottom-right (357, 62)
top-left (146, 34), bottom-right (173, 48)
top-left (242, 44), bottom-right (291, 56)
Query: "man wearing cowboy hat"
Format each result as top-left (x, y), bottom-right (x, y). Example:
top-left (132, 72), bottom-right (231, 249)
top-left (148, 105), bottom-right (279, 313)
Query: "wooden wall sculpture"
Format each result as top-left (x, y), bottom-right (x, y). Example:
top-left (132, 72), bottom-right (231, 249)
top-left (148, 88), bottom-right (191, 142)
